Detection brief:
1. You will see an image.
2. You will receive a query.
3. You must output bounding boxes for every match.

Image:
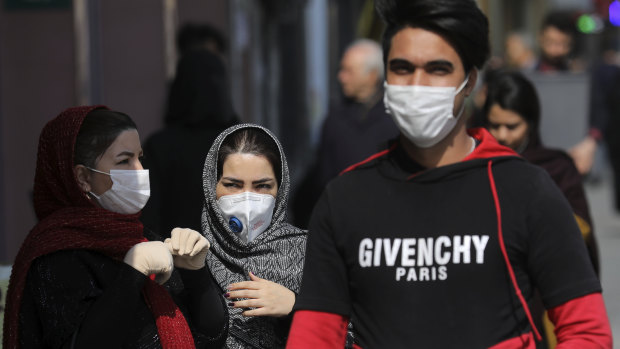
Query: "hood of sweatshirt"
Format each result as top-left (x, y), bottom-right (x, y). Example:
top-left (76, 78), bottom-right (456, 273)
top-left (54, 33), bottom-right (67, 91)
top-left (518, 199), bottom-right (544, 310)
top-left (343, 127), bottom-right (522, 183)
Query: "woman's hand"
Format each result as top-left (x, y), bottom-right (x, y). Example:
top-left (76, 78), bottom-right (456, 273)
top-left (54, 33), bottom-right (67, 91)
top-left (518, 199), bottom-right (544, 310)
top-left (164, 228), bottom-right (210, 270)
top-left (226, 272), bottom-right (295, 317)
top-left (123, 241), bottom-right (174, 284)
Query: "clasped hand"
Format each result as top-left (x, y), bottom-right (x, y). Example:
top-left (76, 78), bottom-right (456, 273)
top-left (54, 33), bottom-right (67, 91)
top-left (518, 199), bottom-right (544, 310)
top-left (226, 272), bottom-right (295, 317)
top-left (164, 228), bottom-right (210, 270)
top-left (123, 241), bottom-right (174, 285)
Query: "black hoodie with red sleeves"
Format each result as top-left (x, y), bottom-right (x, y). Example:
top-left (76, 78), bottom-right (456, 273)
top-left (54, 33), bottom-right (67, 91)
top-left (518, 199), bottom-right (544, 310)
top-left (294, 128), bottom-right (602, 348)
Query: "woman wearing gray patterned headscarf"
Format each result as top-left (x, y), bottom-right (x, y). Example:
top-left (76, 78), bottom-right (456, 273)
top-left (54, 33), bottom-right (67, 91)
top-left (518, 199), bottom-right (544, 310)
top-left (202, 124), bottom-right (307, 348)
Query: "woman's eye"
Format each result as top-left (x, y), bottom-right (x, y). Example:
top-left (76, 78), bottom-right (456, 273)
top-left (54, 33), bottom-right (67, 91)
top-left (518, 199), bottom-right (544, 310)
top-left (256, 184), bottom-right (272, 190)
top-left (117, 159), bottom-right (129, 165)
top-left (223, 182), bottom-right (240, 188)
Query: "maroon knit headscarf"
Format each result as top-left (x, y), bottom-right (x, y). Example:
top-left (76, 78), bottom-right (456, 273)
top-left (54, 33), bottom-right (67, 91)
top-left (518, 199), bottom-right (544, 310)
top-left (3, 106), bottom-right (194, 348)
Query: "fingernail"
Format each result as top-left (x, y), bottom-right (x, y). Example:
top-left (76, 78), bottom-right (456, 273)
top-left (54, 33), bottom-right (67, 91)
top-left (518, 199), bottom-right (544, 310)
top-left (228, 302), bottom-right (235, 307)
top-left (224, 293), bottom-right (230, 298)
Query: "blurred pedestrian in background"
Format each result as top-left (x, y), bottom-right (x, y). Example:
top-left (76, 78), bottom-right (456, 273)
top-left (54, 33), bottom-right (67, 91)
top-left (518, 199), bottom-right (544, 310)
top-left (292, 39), bottom-right (397, 228)
top-left (535, 11), bottom-right (579, 73)
top-left (141, 23), bottom-right (238, 236)
top-left (484, 70), bottom-right (600, 276)
top-left (505, 31), bottom-right (536, 71)
top-left (177, 22), bottom-right (227, 59)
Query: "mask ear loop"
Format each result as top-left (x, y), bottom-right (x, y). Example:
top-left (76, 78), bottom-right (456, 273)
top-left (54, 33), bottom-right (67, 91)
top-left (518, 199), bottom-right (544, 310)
top-left (453, 73), bottom-right (472, 119)
top-left (455, 72), bottom-right (471, 95)
top-left (86, 167), bottom-right (111, 176)
top-left (85, 167), bottom-right (111, 200)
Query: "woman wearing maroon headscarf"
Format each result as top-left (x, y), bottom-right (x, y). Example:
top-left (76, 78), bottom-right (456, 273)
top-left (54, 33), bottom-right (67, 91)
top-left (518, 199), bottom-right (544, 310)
top-left (2, 106), bottom-right (228, 348)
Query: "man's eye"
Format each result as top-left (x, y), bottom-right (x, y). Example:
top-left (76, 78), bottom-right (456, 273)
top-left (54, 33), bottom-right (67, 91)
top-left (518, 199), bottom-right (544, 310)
top-left (392, 67), bottom-right (411, 74)
top-left (390, 63), bottom-right (413, 74)
top-left (428, 66), bottom-right (450, 75)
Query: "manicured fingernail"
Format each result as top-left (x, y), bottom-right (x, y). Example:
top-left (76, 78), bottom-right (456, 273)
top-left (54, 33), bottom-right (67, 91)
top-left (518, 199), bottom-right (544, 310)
top-left (224, 293), bottom-right (230, 298)
top-left (228, 302), bottom-right (235, 307)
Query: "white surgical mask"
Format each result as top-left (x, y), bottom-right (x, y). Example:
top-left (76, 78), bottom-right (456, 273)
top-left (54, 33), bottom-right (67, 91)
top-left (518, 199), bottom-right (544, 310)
top-left (217, 191), bottom-right (276, 243)
top-left (88, 168), bottom-right (150, 214)
top-left (384, 75), bottom-right (469, 148)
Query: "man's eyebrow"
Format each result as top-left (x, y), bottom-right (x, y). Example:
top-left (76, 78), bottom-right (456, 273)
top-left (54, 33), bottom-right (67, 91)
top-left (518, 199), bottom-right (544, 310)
top-left (388, 58), bottom-right (415, 68)
top-left (424, 60), bottom-right (454, 70)
top-left (388, 59), bottom-right (454, 70)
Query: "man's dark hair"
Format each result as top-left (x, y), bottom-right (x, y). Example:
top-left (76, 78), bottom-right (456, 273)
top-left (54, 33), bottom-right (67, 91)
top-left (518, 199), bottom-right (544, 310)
top-left (74, 109), bottom-right (137, 168)
top-left (541, 11), bottom-right (576, 37)
top-left (375, 0), bottom-right (490, 73)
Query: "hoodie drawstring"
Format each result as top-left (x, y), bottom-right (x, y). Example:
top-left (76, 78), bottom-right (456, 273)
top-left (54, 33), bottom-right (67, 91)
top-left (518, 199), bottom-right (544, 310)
top-left (487, 160), bottom-right (542, 341)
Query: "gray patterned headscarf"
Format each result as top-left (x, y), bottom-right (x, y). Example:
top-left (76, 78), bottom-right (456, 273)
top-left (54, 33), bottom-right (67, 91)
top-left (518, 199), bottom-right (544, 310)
top-left (202, 124), bottom-right (307, 348)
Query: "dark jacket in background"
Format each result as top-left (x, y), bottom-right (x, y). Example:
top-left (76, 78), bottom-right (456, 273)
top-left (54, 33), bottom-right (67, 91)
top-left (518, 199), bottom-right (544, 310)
top-left (292, 91), bottom-right (398, 228)
top-left (521, 135), bottom-right (600, 275)
top-left (141, 50), bottom-right (237, 236)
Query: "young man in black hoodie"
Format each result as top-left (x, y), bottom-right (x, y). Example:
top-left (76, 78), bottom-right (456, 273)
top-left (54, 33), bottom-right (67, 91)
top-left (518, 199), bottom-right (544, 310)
top-left (287, 0), bottom-right (612, 348)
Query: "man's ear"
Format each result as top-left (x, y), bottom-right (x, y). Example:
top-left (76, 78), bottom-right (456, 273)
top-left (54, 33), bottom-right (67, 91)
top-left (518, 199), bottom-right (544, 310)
top-left (74, 165), bottom-right (92, 193)
top-left (464, 68), bottom-right (479, 97)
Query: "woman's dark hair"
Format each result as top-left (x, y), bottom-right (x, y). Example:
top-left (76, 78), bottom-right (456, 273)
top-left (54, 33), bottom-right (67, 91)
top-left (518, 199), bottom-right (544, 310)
top-left (483, 70), bottom-right (541, 134)
top-left (177, 23), bottom-right (227, 56)
top-left (375, 0), bottom-right (490, 74)
top-left (217, 128), bottom-right (282, 186)
top-left (74, 109), bottom-right (137, 167)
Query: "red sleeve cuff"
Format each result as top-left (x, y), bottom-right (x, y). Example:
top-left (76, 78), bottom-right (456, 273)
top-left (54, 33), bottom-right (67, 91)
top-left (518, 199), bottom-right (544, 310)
top-left (548, 293), bottom-right (612, 349)
top-left (286, 310), bottom-right (348, 349)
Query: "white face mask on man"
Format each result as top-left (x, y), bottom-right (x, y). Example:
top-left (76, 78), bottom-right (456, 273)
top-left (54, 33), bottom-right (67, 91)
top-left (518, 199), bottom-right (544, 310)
top-left (87, 168), bottom-right (151, 214)
top-left (217, 191), bottom-right (276, 243)
top-left (383, 75), bottom-right (470, 148)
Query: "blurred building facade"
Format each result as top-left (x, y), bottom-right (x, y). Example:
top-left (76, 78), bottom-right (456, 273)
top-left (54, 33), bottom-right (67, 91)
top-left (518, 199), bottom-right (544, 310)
top-left (0, 0), bottom-right (618, 263)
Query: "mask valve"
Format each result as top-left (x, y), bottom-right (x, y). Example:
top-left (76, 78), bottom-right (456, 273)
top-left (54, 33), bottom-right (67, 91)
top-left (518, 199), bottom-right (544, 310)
top-left (229, 217), bottom-right (243, 233)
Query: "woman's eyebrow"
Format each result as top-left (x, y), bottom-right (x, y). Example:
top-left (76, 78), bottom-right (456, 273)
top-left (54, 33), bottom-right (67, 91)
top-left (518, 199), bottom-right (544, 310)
top-left (115, 151), bottom-right (135, 158)
top-left (252, 178), bottom-right (274, 184)
top-left (221, 177), bottom-right (243, 184)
